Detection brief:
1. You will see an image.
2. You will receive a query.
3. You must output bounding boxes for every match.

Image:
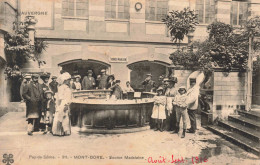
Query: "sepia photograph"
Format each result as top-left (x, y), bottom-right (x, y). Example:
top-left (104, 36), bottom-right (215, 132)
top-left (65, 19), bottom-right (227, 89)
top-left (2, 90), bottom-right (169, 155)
top-left (0, 0), bottom-right (259, 164)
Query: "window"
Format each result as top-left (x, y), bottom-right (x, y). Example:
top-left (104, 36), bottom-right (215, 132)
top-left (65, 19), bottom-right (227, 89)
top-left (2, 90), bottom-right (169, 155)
top-left (196, 0), bottom-right (215, 24)
top-left (62, 0), bottom-right (89, 18)
top-left (145, 0), bottom-right (168, 21)
top-left (231, 1), bottom-right (248, 26)
top-left (105, 0), bottom-right (130, 19)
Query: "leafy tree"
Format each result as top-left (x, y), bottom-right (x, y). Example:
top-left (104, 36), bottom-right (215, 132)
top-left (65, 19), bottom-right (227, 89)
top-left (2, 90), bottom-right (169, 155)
top-left (163, 7), bottom-right (198, 46)
top-left (4, 16), bottom-right (47, 78)
top-left (168, 17), bottom-right (260, 73)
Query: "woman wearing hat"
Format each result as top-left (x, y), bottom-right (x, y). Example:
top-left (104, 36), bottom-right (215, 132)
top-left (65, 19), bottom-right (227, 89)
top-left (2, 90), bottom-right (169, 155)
top-left (72, 75), bottom-right (82, 91)
top-left (165, 77), bottom-right (178, 132)
top-left (151, 87), bottom-right (166, 132)
top-left (106, 74), bottom-right (115, 89)
top-left (52, 72), bottom-right (72, 136)
top-left (110, 80), bottom-right (123, 100)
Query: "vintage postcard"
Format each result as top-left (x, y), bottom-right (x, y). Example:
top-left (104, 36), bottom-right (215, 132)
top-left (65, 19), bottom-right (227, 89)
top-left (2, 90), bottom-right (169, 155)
top-left (0, 0), bottom-right (259, 165)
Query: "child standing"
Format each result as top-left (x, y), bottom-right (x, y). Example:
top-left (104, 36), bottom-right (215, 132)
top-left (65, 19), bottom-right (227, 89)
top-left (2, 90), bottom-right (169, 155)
top-left (151, 87), bottom-right (166, 132)
top-left (172, 86), bottom-right (187, 138)
top-left (42, 90), bottom-right (56, 134)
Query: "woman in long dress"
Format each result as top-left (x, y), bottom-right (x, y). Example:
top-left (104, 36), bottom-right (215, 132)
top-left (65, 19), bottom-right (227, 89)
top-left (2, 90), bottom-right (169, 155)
top-left (52, 72), bottom-right (72, 136)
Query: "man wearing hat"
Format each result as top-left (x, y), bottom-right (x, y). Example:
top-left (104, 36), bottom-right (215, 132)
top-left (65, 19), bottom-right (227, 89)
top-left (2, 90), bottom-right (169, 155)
top-left (22, 74), bottom-right (44, 135)
top-left (20, 74), bottom-right (31, 102)
top-left (49, 76), bottom-right (58, 94)
top-left (98, 69), bottom-right (109, 89)
top-left (173, 86), bottom-right (188, 138)
top-left (141, 73), bottom-right (156, 92)
top-left (156, 75), bottom-right (164, 91)
top-left (186, 78), bottom-right (199, 133)
top-left (165, 77), bottom-right (178, 132)
top-left (82, 70), bottom-right (96, 90)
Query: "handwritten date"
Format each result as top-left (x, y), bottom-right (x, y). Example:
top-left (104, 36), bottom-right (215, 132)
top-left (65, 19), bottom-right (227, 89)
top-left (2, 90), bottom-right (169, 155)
top-left (147, 155), bottom-right (208, 164)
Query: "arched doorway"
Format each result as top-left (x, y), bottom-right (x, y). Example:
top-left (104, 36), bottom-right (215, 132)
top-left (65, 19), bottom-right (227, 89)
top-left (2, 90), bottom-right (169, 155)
top-left (59, 59), bottom-right (110, 79)
top-left (127, 61), bottom-right (169, 90)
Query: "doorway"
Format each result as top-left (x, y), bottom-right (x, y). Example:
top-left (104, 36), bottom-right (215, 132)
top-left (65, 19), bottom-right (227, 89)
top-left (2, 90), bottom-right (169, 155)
top-left (59, 59), bottom-right (110, 79)
top-left (127, 61), bottom-right (169, 90)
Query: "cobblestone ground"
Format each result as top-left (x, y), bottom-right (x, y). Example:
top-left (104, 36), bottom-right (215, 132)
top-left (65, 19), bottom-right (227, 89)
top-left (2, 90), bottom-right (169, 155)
top-left (0, 112), bottom-right (259, 165)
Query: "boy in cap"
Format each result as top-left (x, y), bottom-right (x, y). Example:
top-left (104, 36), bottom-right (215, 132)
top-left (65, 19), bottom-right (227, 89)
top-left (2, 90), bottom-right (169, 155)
top-left (42, 90), bottom-right (56, 134)
top-left (82, 70), bottom-right (96, 90)
top-left (173, 86), bottom-right (188, 138)
top-left (22, 74), bottom-right (43, 135)
top-left (49, 76), bottom-right (58, 94)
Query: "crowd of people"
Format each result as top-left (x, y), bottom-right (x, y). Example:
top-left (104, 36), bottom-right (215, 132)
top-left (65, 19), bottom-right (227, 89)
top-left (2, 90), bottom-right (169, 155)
top-left (70, 69), bottom-right (134, 99)
top-left (20, 69), bottom-right (135, 136)
top-left (20, 68), bottom-right (203, 138)
top-left (21, 71), bottom-right (72, 136)
top-left (143, 73), bottom-right (204, 138)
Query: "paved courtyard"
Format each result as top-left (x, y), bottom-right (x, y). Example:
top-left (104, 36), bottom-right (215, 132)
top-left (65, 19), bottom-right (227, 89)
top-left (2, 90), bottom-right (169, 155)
top-left (0, 112), bottom-right (259, 165)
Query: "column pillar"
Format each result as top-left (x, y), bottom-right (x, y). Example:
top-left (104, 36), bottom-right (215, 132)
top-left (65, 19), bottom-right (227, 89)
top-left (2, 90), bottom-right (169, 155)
top-left (22, 16), bottom-right (40, 71)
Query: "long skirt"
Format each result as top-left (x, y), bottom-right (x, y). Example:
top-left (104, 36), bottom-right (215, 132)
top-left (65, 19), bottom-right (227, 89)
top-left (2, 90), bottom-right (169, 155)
top-left (52, 105), bottom-right (71, 136)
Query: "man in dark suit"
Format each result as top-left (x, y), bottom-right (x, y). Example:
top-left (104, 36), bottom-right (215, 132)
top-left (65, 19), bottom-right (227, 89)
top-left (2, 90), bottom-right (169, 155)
top-left (20, 74), bottom-right (31, 102)
top-left (82, 70), bottom-right (96, 90)
top-left (22, 74), bottom-right (43, 135)
top-left (142, 73), bottom-right (156, 92)
top-left (49, 76), bottom-right (58, 94)
top-left (98, 69), bottom-right (109, 89)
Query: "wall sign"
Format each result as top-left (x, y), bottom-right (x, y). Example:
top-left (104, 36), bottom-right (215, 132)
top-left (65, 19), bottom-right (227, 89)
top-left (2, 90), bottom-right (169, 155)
top-left (109, 57), bottom-right (128, 63)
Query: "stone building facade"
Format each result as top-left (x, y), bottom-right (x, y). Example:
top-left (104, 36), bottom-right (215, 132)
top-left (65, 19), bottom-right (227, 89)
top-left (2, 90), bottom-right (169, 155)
top-left (0, 0), bottom-right (260, 107)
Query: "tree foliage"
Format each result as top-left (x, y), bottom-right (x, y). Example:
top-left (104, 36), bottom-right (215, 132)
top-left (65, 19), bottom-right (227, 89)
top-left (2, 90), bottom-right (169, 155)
top-left (169, 17), bottom-right (260, 73)
top-left (163, 7), bottom-right (198, 44)
top-left (4, 16), bottom-right (47, 78)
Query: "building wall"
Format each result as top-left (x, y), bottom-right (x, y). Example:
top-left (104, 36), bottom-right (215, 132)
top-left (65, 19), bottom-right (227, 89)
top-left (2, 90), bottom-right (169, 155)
top-left (1, 0), bottom-right (259, 104)
top-left (213, 71), bottom-right (246, 120)
top-left (0, 0), bottom-right (17, 106)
